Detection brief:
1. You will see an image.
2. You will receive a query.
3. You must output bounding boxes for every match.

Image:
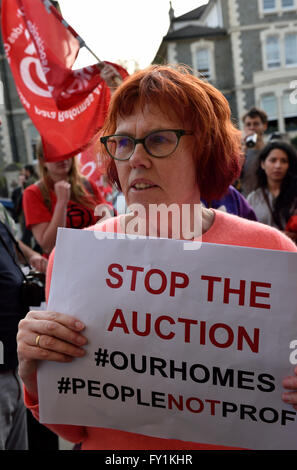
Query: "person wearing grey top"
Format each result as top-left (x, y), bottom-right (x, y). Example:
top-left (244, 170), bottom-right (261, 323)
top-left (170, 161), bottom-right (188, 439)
top-left (247, 141), bottom-right (297, 240)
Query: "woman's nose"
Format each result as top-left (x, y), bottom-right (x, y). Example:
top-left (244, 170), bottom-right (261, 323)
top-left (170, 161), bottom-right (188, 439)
top-left (129, 142), bottom-right (151, 168)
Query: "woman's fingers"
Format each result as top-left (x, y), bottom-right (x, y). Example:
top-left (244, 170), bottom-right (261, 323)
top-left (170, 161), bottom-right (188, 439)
top-left (282, 370), bottom-right (297, 409)
top-left (31, 332), bottom-right (86, 358)
top-left (18, 341), bottom-right (76, 363)
top-left (17, 310), bottom-right (87, 361)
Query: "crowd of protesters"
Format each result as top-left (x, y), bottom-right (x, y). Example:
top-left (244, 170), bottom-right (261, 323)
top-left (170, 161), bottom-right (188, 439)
top-left (2, 64), bottom-right (297, 451)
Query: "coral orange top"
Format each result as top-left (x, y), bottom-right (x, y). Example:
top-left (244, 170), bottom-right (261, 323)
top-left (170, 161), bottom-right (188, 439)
top-left (24, 210), bottom-right (297, 450)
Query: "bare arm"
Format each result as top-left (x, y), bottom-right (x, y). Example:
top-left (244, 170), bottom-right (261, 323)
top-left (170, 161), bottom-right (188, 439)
top-left (17, 240), bottom-right (48, 273)
top-left (31, 181), bottom-right (70, 254)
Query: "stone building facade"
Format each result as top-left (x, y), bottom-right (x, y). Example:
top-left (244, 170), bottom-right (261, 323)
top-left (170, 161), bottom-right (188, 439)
top-left (154, 0), bottom-right (297, 135)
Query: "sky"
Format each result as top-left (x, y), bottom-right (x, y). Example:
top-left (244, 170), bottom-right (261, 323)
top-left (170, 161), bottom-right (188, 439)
top-left (57, 0), bottom-right (207, 72)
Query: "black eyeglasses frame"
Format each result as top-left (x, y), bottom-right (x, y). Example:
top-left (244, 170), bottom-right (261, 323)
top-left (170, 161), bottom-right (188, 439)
top-left (100, 129), bottom-right (193, 161)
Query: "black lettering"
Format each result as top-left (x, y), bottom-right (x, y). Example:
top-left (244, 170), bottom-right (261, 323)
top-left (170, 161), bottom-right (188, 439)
top-left (257, 373), bottom-right (275, 392)
top-left (212, 367), bottom-right (234, 387)
top-left (130, 353), bottom-right (147, 373)
top-left (110, 351), bottom-right (129, 370)
top-left (169, 360), bottom-right (187, 380)
top-left (151, 391), bottom-right (166, 408)
top-left (150, 357), bottom-right (168, 378)
top-left (240, 404), bottom-right (257, 421)
top-left (237, 370), bottom-right (255, 390)
top-left (259, 407), bottom-right (279, 423)
top-left (189, 364), bottom-right (210, 383)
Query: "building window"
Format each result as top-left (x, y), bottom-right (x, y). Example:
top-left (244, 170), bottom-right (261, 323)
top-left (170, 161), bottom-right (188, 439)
top-left (263, 30), bottom-right (297, 69)
top-left (196, 49), bottom-right (211, 79)
top-left (283, 90), bottom-right (297, 131)
top-left (261, 94), bottom-right (278, 118)
top-left (285, 33), bottom-right (297, 65)
top-left (191, 41), bottom-right (215, 82)
top-left (263, 0), bottom-right (277, 10)
top-left (261, 0), bottom-right (296, 14)
top-left (282, 0), bottom-right (294, 8)
top-left (260, 94), bottom-right (278, 134)
top-left (266, 36), bottom-right (281, 68)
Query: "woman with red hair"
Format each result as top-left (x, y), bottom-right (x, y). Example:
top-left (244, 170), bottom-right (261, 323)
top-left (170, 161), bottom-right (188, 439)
top-left (17, 65), bottom-right (297, 450)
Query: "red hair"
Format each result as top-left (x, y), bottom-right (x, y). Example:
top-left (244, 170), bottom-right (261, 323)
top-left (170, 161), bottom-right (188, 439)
top-left (99, 64), bottom-right (242, 201)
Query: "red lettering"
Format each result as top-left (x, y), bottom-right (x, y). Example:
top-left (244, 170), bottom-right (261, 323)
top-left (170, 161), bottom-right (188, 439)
top-left (177, 318), bottom-right (198, 343)
top-left (205, 399), bottom-right (221, 415)
top-left (201, 275), bottom-right (222, 301)
top-left (155, 315), bottom-right (175, 340)
top-left (107, 308), bottom-right (129, 334)
top-left (145, 269), bottom-right (167, 295)
top-left (126, 265), bottom-right (144, 291)
top-left (250, 281), bottom-right (271, 309)
top-left (132, 311), bottom-right (151, 336)
top-left (237, 326), bottom-right (260, 353)
top-left (168, 394), bottom-right (183, 411)
top-left (209, 323), bottom-right (234, 348)
top-left (186, 397), bottom-right (204, 413)
top-left (223, 278), bottom-right (246, 306)
top-left (200, 320), bottom-right (206, 345)
top-left (170, 272), bottom-right (189, 297)
top-left (106, 264), bottom-right (123, 289)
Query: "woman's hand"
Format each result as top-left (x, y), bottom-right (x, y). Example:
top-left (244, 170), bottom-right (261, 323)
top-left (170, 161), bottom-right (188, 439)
top-left (28, 252), bottom-right (48, 273)
top-left (99, 62), bottom-right (123, 92)
top-left (54, 180), bottom-right (71, 206)
top-left (17, 310), bottom-right (87, 400)
top-left (282, 367), bottom-right (297, 410)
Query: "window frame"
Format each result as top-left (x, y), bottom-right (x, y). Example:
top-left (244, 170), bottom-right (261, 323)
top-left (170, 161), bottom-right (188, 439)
top-left (262, 28), bottom-right (297, 70)
top-left (262, 0), bottom-right (277, 12)
top-left (260, 93), bottom-right (278, 120)
top-left (260, 0), bottom-right (296, 15)
top-left (190, 40), bottom-right (215, 82)
top-left (265, 35), bottom-right (282, 68)
top-left (195, 48), bottom-right (212, 80)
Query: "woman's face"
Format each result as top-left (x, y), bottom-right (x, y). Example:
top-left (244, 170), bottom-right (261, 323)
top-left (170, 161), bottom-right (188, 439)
top-left (261, 148), bottom-right (289, 183)
top-left (44, 158), bottom-right (73, 181)
top-left (114, 104), bottom-right (200, 209)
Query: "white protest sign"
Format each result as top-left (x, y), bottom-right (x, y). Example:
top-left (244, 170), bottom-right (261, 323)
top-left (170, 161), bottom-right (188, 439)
top-left (38, 228), bottom-right (297, 450)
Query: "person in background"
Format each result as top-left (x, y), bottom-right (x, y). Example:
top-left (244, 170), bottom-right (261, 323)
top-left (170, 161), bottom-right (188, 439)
top-left (0, 202), bottom-right (46, 450)
top-left (239, 107), bottom-right (268, 196)
top-left (247, 141), bottom-right (297, 239)
top-left (201, 185), bottom-right (257, 221)
top-left (22, 141), bottom-right (107, 255)
top-left (11, 165), bottom-right (39, 246)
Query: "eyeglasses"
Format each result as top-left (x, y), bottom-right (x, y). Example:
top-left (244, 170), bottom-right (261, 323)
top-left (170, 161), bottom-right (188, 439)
top-left (100, 129), bottom-right (193, 161)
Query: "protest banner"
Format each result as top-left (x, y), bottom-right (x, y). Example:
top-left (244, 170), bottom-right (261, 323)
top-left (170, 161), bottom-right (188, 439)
top-left (38, 228), bottom-right (297, 449)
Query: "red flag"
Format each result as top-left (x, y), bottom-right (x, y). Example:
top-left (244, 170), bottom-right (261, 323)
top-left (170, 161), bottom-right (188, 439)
top-left (77, 138), bottom-right (113, 200)
top-left (1, 0), bottom-right (128, 161)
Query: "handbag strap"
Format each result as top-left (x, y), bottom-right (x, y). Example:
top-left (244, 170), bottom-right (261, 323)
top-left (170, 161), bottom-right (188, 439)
top-left (0, 221), bottom-right (28, 281)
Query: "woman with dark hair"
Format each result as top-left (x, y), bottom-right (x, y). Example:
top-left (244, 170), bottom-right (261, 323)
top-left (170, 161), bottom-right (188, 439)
top-left (247, 141), bottom-right (297, 235)
top-left (17, 65), bottom-right (297, 450)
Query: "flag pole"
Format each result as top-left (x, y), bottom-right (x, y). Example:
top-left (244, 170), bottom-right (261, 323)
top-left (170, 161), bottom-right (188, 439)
top-left (43, 0), bottom-right (102, 62)
top-left (42, 0), bottom-right (122, 84)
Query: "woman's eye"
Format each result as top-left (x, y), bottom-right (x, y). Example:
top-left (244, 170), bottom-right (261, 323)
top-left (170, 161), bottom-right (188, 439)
top-left (149, 134), bottom-right (167, 145)
top-left (118, 138), bottom-right (130, 148)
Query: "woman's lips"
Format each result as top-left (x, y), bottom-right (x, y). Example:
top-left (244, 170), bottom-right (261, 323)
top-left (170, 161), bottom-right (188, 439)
top-left (129, 179), bottom-right (158, 191)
